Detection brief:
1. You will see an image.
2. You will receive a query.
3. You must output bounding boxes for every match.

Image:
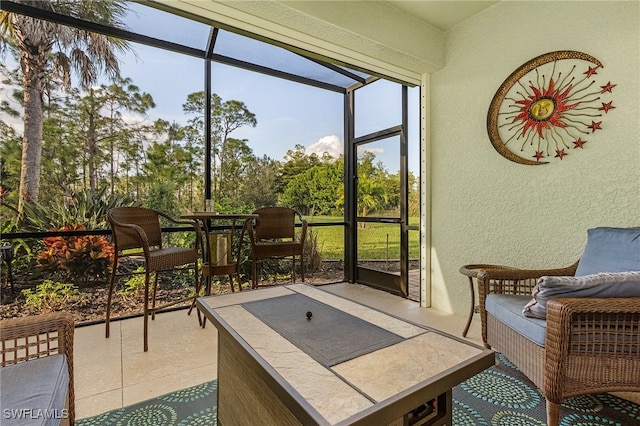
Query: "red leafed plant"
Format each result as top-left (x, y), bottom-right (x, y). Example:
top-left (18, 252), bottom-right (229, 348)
top-left (37, 224), bottom-right (115, 285)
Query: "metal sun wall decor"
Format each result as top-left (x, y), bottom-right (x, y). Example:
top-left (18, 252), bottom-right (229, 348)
top-left (487, 50), bottom-right (617, 165)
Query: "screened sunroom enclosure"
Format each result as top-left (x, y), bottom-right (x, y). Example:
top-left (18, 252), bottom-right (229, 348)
top-left (1, 0), bottom-right (421, 300)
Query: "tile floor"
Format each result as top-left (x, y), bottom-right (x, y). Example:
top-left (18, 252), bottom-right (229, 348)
top-left (74, 282), bottom-right (483, 420)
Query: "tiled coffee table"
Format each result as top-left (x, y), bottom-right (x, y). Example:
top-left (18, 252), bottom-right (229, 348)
top-left (197, 284), bottom-right (494, 426)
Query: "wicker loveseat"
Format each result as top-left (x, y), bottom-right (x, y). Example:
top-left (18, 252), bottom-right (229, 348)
top-left (476, 227), bottom-right (640, 426)
top-left (0, 312), bottom-right (75, 425)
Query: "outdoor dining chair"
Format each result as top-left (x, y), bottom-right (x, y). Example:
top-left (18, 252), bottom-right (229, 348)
top-left (246, 207), bottom-right (307, 288)
top-left (106, 207), bottom-right (200, 352)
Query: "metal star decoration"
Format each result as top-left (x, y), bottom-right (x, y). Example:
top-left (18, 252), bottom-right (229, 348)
top-left (487, 51), bottom-right (618, 165)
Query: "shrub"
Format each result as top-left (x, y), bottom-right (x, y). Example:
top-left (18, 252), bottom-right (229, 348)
top-left (22, 280), bottom-right (83, 312)
top-left (117, 267), bottom-right (148, 301)
top-left (304, 228), bottom-right (323, 271)
top-left (36, 224), bottom-right (115, 285)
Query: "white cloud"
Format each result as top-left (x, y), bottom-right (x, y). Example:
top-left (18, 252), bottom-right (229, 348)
top-left (357, 146), bottom-right (384, 156)
top-left (305, 135), bottom-right (342, 158)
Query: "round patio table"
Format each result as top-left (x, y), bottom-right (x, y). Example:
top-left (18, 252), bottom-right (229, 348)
top-left (181, 213), bottom-right (258, 294)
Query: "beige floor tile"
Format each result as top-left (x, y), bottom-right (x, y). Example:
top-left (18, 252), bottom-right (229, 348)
top-left (75, 388), bottom-right (122, 419)
top-left (120, 310), bottom-right (217, 387)
top-left (74, 321), bottom-right (123, 400)
top-left (122, 364), bottom-right (217, 406)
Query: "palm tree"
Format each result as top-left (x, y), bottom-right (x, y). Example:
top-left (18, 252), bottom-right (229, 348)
top-left (0, 0), bottom-right (130, 213)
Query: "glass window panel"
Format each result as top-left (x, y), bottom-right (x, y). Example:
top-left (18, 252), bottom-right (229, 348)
top-left (356, 136), bottom-right (401, 218)
top-left (210, 62), bottom-right (344, 216)
top-left (314, 224), bottom-right (345, 262)
top-left (357, 223), bottom-right (401, 273)
top-left (101, 43), bottom-right (204, 210)
top-left (214, 30), bottom-right (359, 88)
top-left (116, 42), bottom-right (204, 125)
top-left (125, 2), bottom-right (210, 50)
top-left (354, 80), bottom-right (402, 137)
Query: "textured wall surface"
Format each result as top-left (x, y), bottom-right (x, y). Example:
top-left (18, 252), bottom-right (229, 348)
top-left (430, 1), bottom-right (640, 314)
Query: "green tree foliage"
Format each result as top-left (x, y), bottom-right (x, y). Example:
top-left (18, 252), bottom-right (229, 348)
top-left (19, 188), bottom-right (133, 231)
top-left (239, 155), bottom-right (280, 210)
top-left (0, 0), bottom-right (130, 212)
top-left (219, 138), bottom-right (253, 207)
top-left (182, 92), bottom-right (257, 201)
top-left (357, 151), bottom-right (388, 217)
top-left (280, 156), bottom-right (343, 216)
top-left (279, 144), bottom-right (322, 193)
top-left (147, 180), bottom-right (179, 219)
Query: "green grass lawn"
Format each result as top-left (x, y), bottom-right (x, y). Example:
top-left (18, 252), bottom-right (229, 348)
top-left (305, 216), bottom-right (419, 260)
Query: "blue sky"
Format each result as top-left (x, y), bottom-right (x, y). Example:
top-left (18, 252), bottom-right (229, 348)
top-left (118, 41), bottom-right (421, 173)
top-left (118, 42), bottom-right (343, 161)
top-left (1, 36), bottom-right (420, 174)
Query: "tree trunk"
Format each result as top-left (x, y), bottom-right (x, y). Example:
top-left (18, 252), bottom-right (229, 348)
top-left (19, 69), bottom-right (44, 208)
top-left (16, 17), bottom-right (53, 213)
top-left (87, 113), bottom-right (97, 197)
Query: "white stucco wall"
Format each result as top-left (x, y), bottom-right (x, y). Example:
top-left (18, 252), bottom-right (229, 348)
top-left (430, 1), bottom-right (640, 315)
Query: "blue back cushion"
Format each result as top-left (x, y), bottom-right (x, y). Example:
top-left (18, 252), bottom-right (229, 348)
top-left (575, 227), bottom-right (640, 276)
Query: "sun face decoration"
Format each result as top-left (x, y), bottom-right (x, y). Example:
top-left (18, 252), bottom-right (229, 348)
top-left (487, 51), bottom-right (617, 165)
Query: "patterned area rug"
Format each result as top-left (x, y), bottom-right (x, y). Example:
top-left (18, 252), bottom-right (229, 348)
top-left (453, 354), bottom-right (640, 425)
top-left (76, 381), bottom-right (218, 425)
top-left (77, 354), bottom-right (639, 425)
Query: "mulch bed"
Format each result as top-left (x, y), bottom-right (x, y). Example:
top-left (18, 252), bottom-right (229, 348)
top-left (0, 264), bottom-right (346, 325)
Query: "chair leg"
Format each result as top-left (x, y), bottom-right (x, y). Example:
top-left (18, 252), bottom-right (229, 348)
top-left (546, 400), bottom-right (561, 426)
top-left (300, 252), bottom-right (305, 282)
top-left (105, 263), bottom-right (118, 339)
top-left (188, 262), bottom-right (203, 327)
top-left (143, 270), bottom-right (151, 352)
top-left (188, 263), bottom-right (200, 316)
top-left (151, 273), bottom-right (158, 321)
top-left (252, 257), bottom-right (258, 289)
top-left (235, 272), bottom-right (242, 292)
top-left (292, 256), bottom-right (296, 283)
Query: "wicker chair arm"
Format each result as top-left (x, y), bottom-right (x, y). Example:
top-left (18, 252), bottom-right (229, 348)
top-left (476, 261), bottom-right (579, 298)
top-left (544, 297), bottom-right (640, 403)
top-left (548, 296), bottom-right (640, 317)
top-left (156, 211), bottom-right (202, 251)
top-left (156, 210), bottom-right (197, 227)
top-left (476, 262), bottom-right (578, 281)
top-left (245, 219), bottom-right (256, 245)
top-left (476, 261), bottom-right (579, 348)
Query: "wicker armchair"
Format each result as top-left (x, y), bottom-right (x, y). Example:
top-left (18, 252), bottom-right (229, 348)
top-left (477, 260), bottom-right (640, 426)
top-left (246, 207), bottom-right (307, 289)
top-left (0, 312), bottom-right (75, 425)
top-left (106, 207), bottom-right (201, 352)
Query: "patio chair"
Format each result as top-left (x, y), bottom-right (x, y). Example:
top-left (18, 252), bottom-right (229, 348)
top-left (476, 226), bottom-right (640, 426)
top-left (106, 207), bottom-right (201, 352)
top-left (1, 312), bottom-right (75, 425)
top-left (246, 207), bottom-right (307, 288)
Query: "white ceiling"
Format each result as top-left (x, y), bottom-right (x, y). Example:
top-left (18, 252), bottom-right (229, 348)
top-left (385, 1), bottom-right (499, 30)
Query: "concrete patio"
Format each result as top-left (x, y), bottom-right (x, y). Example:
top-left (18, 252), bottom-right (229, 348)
top-left (74, 282), bottom-right (483, 420)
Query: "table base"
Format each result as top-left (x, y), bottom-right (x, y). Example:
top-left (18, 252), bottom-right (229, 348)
top-left (217, 332), bottom-right (453, 426)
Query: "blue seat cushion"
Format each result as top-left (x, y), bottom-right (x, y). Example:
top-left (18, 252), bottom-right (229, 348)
top-left (486, 294), bottom-right (547, 346)
top-left (575, 227), bottom-right (640, 276)
top-left (0, 354), bottom-right (69, 425)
